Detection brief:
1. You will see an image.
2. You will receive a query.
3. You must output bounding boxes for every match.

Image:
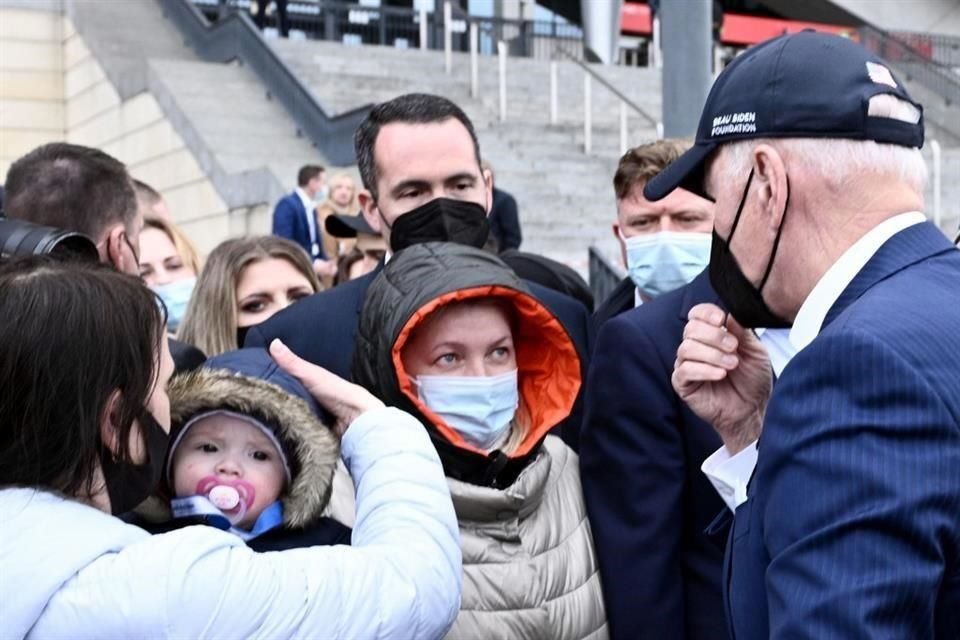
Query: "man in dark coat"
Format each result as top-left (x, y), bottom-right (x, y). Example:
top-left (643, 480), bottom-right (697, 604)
top-left (582, 270), bottom-right (795, 640)
top-left (593, 141), bottom-right (714, 334)
top-left (245, 94), bottom-right (592, 447)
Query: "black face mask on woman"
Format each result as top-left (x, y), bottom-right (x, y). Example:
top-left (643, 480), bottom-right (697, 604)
top-left (387, 198), bottom-right (490, 253)
top-left (709, 169), bottom-right (792, 329)
top-left (99, 410), bottom-right (169, 515)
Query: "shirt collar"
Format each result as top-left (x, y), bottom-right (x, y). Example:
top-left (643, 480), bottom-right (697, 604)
top-left (789, 211), bottom-right (926, 352)
top-left (295, 187), bottom-right (314, 213)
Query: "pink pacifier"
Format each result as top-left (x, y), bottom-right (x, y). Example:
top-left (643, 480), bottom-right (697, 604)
top-left (196, 476), bottom-right (256, 525)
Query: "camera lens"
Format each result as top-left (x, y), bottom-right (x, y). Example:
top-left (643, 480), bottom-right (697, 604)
top-left (0, 218), bottom-right (99, 262)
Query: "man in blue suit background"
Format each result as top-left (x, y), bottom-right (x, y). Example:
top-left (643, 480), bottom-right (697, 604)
top-left (272, 164), bottom-right (336, 280)
top-left (657, 32), bottom-right (959, 638)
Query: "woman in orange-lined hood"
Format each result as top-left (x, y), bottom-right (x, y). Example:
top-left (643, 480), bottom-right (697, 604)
top-left (351, 242), bottom-right (609, 639)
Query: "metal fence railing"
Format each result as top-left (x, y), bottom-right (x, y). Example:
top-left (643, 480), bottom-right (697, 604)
top-left (889, 31), bottom-right (960, 69)
top-left (588, 246), bottom-right (623, 308)
top-left (190, 0), bottom-right (584, 62)
top-left (859, 25), bottom-right (960, 106)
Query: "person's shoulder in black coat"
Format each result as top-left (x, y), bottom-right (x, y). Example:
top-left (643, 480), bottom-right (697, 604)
top-left (591, 276), bottom-right (636, 336)
top-left (580, 270), bottom-right (729, 640)
top-left (169, 338), bottom-right (206, 374)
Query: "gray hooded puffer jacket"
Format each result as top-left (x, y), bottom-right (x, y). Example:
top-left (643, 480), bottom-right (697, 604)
top-left (349, 242), bottom-right (608, 639)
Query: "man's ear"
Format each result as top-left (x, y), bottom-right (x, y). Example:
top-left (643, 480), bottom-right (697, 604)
top-left (751, 144), bottom-right (789, 232)
top-left (102, 223), bottom-right (128, 272)
top-left (613, 223), bottom-right (628, 268)
top-left (99, 390), bottom-right (124, 459)
top-left (482, 168), bottom-right (494, 215)
top-left (357, 189), bottom-right (383, 235)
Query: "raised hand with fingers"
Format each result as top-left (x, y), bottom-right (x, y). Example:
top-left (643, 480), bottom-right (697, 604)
top-left (672, 303), bottom-right (773, 454)
top-left (269, 338), bottom-right (384, 437)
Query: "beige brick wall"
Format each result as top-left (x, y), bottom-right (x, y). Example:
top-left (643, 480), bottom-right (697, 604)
top-left (0, 8), bottom-right (65, 178)
top-left (1, 6), bottom-right (234, 256)
top-left (61, 22), bottom-right (231, 254)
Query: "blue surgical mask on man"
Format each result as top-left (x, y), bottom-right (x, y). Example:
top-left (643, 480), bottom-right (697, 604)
top-left (415, 369), bottom-right (519, 451)
top-left (622, 230), bottom-right (712, 298)
top-left (151, 277), bottom-right (196, 332)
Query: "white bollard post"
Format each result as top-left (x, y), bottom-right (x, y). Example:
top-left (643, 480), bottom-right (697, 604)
top-left (549, 61), bottom-right (558, 125)
top-left (419, 7), bottom-right (428, 51)
top-left (444, 1), bottom-right (452, 74)
top-left (619, 101), bottom-right (628, 154)
top-left (656, 121), bottom-right (664, 139)
top-left (931, 138), bottom-right (942, 228)
top-left (583, 73), bottom-right (592, 155)
top-left (652, 16), bottom-right (662, 69)
top-left (470, 22), bottom-right (478, 98)
top-left (498, 40), bottom-right (507, 121)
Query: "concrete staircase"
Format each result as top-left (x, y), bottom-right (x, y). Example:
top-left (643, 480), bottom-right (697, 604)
top-left (272, 39), bottom-right (664, 272)
top-left (67, 0), bottom-right (329, 230)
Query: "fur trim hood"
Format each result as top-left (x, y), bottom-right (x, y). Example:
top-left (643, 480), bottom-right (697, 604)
top-left (166, 348), bottom-right (339, 528)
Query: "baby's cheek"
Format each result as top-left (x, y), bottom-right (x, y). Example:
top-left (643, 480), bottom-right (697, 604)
top-left (172, 460), bottom-right (204, 496)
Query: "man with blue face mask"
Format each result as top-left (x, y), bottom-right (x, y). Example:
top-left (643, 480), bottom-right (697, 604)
top-left (593, 140), bottom-right (714, 331)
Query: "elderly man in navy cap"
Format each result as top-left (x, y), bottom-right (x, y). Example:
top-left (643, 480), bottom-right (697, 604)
top-left (658, 31), bottom-right (960, 638)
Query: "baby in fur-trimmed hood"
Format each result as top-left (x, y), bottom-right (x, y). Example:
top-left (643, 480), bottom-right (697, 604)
top-left (143, 348), bottom-right (350, 550)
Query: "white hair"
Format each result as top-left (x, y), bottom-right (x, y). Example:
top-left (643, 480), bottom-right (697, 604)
top-left (719, 95), bottom-right (928, 194)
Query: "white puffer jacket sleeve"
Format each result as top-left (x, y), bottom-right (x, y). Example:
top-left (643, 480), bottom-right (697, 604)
top-left (27, 407), bottom-right (462, 640)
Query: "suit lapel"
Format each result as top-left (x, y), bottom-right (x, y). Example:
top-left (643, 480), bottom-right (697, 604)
top-left (822, 222), bottom-right (955, 330)
top-left (678, 269), bottom-right (722, 320)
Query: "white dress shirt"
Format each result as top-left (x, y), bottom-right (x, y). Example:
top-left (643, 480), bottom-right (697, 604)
top-left (701, 211), bottom-right (927, 512)
top-left (295, 187), bottom-right (320, 258)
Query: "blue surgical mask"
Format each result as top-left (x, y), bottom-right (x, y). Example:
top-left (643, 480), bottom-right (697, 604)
top-left (415, 369), bottom-right (519, 451)
top-left (151, 277), bottom-right (196, 332)
top-left (622, 230), bottom-right (711, 298)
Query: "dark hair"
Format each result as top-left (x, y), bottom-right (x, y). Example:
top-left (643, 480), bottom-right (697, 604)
top-left (613, 140), bottom-right (690, 200)
top-left (335, 248), bottom-right (365, 286)
top-left (133, 178), bottom-right (162, 206)
top-left (297, 165), bottom-right (325, 188)
top-left (354, 93), bottom-right (482, 199)
top-left (0, 257), bottom-right (166, 500)
top-left (4, 143), bottom-right (139, 241)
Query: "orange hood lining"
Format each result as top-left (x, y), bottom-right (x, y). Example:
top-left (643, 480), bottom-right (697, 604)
top-left (392, 285), bottom-right (581, 458)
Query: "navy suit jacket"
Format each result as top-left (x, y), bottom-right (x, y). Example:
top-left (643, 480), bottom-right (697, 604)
top-left (727, 222), bottom-right (960, 639)
top-left (244, 261), bottom-right (593, 446)
top-left (581, 271), bottom-right (729, 640)
top-left (272, 192), bottom-right (325, 261)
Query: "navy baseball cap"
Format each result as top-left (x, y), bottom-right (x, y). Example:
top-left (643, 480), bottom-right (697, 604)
top-left (644, 31), bottom-right (924, 201)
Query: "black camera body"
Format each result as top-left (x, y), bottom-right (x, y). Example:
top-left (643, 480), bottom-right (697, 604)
top-left (0, 216), bottom-right (100, 263)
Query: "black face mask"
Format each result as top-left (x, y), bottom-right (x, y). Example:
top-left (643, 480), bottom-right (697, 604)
top-left (387, 198), bottom-right (490, 253)
top-left (709, 169), bottom-right (792, 329)
top-left (236, 324), bottom-right (253, 349)
top-left (99, 410), bottom-right (169, 515)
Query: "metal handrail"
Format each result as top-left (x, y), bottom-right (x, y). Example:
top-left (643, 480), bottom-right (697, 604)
top-left (557, 48), bottom-right (658, 128)
top-left (162, 0), bottom-right (369, 165)
top-left (859, 24), bottom-right (960, 106)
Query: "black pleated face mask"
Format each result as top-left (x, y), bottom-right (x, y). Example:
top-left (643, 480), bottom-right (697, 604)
top-left (709, 170), bottom-right (792, 329)
top-left (387, 198), bottom-right (490, 253)
top-left (99, 410), bottom-right (169, 515)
